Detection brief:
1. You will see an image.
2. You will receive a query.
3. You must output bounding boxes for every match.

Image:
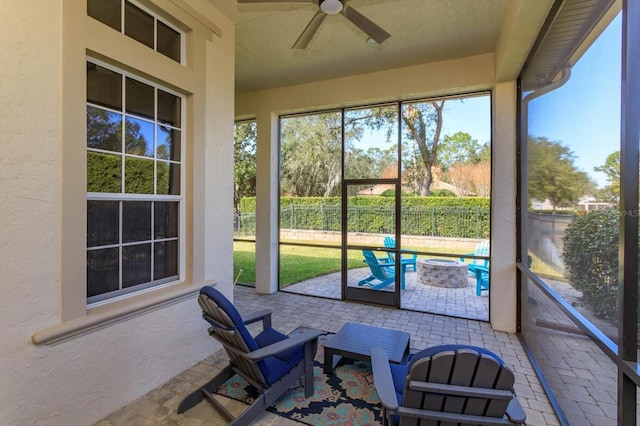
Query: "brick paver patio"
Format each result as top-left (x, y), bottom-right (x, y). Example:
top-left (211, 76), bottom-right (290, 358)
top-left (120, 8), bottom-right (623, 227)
top-left (283, 266), bottom-right (490, 321)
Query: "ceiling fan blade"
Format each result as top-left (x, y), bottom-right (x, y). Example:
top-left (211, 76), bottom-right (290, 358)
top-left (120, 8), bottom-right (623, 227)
top-left (341, 5), bottom-right (390, 44)
top-left (237, 0), bottom-right (316, 3)
top-left (292, 9), bottom-right (326, 49)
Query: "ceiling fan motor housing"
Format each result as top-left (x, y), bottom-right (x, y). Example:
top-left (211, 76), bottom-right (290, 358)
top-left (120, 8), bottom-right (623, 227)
top-left (320, 0), bottom-right (343, 15)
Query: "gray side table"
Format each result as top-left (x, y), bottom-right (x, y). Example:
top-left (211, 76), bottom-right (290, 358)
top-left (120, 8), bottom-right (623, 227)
top-left (324, 322), bottom-right (410, 374)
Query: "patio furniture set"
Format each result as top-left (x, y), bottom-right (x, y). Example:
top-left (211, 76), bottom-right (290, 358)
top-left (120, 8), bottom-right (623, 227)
top-left (178, 285), bottom-right (525, 425)
top-left (358, 237), bottom-right (490, 296)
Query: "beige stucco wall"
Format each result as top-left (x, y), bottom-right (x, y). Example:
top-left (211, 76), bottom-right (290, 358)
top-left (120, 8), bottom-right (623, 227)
top-left (236, 53), bottom-right (519, 332)
top-left (0, 0), bottom-right (235, 424)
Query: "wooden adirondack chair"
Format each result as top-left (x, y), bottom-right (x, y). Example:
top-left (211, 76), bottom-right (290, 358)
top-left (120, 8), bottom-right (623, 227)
top-left (372, 344), bottom-right (526, 426)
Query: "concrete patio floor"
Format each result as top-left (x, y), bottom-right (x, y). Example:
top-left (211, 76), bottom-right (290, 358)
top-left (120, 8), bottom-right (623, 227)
top-left (95, 285), bottom-right (558, 425)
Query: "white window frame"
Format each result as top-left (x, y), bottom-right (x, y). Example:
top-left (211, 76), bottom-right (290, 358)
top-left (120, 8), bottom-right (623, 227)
top-left (88, 0), bottom-right (185, 64)
top-left (86, 57), bottom-right (186, 306)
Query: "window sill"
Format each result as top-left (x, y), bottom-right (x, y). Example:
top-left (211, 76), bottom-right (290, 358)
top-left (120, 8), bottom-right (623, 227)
top-left (31, 280), bottom-right (213, 345)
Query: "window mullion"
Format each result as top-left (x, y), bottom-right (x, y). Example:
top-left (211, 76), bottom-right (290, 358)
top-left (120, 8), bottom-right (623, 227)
top-left (119, 201), bottom-right (123, 291)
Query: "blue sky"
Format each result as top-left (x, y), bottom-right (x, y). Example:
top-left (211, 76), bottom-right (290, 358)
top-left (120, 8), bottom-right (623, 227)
top-left (441, 95), bottom-right (491, 145)
top-left (527, 14), bottom-right (622, 188)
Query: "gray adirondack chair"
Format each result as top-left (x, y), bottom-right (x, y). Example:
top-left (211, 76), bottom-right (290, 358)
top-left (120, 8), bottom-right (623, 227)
top-left (177, 286), bottom-right (322, 425)
top-left (371, 344), bottom-right (526, 425)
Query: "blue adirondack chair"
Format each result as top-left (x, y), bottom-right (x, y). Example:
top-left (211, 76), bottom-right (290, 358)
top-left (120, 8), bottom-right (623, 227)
top-left (473, 265), bottom-right (490, 296)
top-left (460, 240), bottom-right (490, 296)
top-left (383, 236), bottom-right (418, 271)
top-left (460, 239), bottom-right (489, 274)
top-left (358, 250), bottom-right (406, 290)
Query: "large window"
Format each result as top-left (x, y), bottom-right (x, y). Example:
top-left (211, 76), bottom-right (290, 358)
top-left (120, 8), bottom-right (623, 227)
top-left (87, 0), bottom-right (182, 63)
top-left (278, 94), bottom-right (491, 319)
top-left (519, 1), bottom-right (638, 423)
top-left (86, 60), bottom-right (183, 304)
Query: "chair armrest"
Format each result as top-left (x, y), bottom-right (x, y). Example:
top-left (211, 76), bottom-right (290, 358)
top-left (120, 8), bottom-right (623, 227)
top-left (242, 309), bottom-right (273, 329)
top-left (246, 329), bottom-right (323, 361)
top-left (474, 265), bottom-right (489, 275)
top-left (377, 258), bottom-right (395, 267)
top-left (505, 395), bottom-right (527, 424)
top-left (371, 347), bottom-right (399, 411)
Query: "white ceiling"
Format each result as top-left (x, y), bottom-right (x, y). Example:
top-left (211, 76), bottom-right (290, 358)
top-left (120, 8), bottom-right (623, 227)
top-left (222, 0), bottom-right (553, 94)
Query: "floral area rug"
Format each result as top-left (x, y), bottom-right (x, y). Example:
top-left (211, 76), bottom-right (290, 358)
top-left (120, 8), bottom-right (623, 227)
top-left (214, 329), bottom-right (382, 425)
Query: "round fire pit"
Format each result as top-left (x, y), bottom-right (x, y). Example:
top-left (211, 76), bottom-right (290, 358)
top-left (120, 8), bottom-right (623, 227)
top-left (418, 259), bottom-right (469, 288)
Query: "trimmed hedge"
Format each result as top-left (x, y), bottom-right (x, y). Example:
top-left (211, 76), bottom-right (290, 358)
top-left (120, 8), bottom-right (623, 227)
top-left (562, 208), bottom-right (638, 323)
top-left (239, 196), bottom-right (489, 238)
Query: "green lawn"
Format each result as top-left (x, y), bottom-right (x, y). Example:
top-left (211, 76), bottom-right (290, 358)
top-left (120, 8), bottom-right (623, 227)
top-left (234, 241), bottom-right (565, 287)
top-left (234, 241), bottom-right (365, 286)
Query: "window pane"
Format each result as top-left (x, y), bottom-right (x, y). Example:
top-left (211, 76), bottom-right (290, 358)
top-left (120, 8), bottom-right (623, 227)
top-left (87, 0), bottom-right (122, 31)
top-left (157, 125), bottom-right (180, 161)
top-left (157, 21), bottom-right (181, 62)
top-left (122, 243), bottom-right (151, 287)
top-left (346, 185), bottom-right (395, 246)
top-left (345, 105), bottom-right (398, 180)
top-left (157, 162), bottom-right (180, 195)
top-left (87, 200), bottom-right (120, 247)
top-left (125, 78), bottom-right (154, 119)
top-left (122, 201), bottom-right (151, 243)
top-left (87, 106), bottom-right (122, 152)
top-left (87, 62), bottom-right (122, 110)
top-left (525, 16), bottom-right (622, 341)
top-left (88, 152), bottom-right (122, 193)
top-left (154, 240), bottom-right (178, 279)
top-left (155, 202), bottom-right (179, 239)
top-left (125, 117), bottom-right (154, 157)
top-left (157, 90), bottom-right (181, 127)
top-left (87, 248), bottom-right (120, 297)
top-left (125, 157), bottom-right (154, 194)
top-left (124, 1), bottom-right (154, 49)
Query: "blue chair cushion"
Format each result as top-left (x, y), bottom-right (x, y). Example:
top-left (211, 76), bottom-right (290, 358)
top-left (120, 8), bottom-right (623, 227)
top-left (201, 286), bottom-right (286, 382)
top-left (199, 286), bottom-right (259, 352)
top-left (389, 363), bottom-right (408, 405)
top-left (255, 327), bottom-right (304, 385)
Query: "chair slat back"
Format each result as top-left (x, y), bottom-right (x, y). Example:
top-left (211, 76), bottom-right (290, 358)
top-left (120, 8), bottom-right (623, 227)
top-left (362, 250), bottom-right (393, 280)
top-left (198, 292), bottom-right (267, 386)
top-left (384, 236), bottom-right (396, 249)
top-left (400, 348), bottom-right (514, 426)
top-left (472, 239), bottom-right (490, 267)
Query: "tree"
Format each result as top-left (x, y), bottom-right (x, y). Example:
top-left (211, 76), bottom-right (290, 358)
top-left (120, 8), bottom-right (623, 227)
top-left (527, 136), bottom-right (593, 210)
top-left (437, 131), bottom-right (481, 171)
top-left (279, 101), bottom-right (450, 197)
top-left (447, 161), bottom-right (491, 197)
top-left (401, 101), bottom-right (445, 195)
top-left (234, 121), bottom-right (257, 213)
top-left (594, 151), bottom-right (620, 201)
top-left (280, 113), bottom-right (342, 197)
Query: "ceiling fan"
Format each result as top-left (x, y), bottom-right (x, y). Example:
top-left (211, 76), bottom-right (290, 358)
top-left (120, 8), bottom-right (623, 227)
top-left (238, 0), bottom-right (391, 49)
